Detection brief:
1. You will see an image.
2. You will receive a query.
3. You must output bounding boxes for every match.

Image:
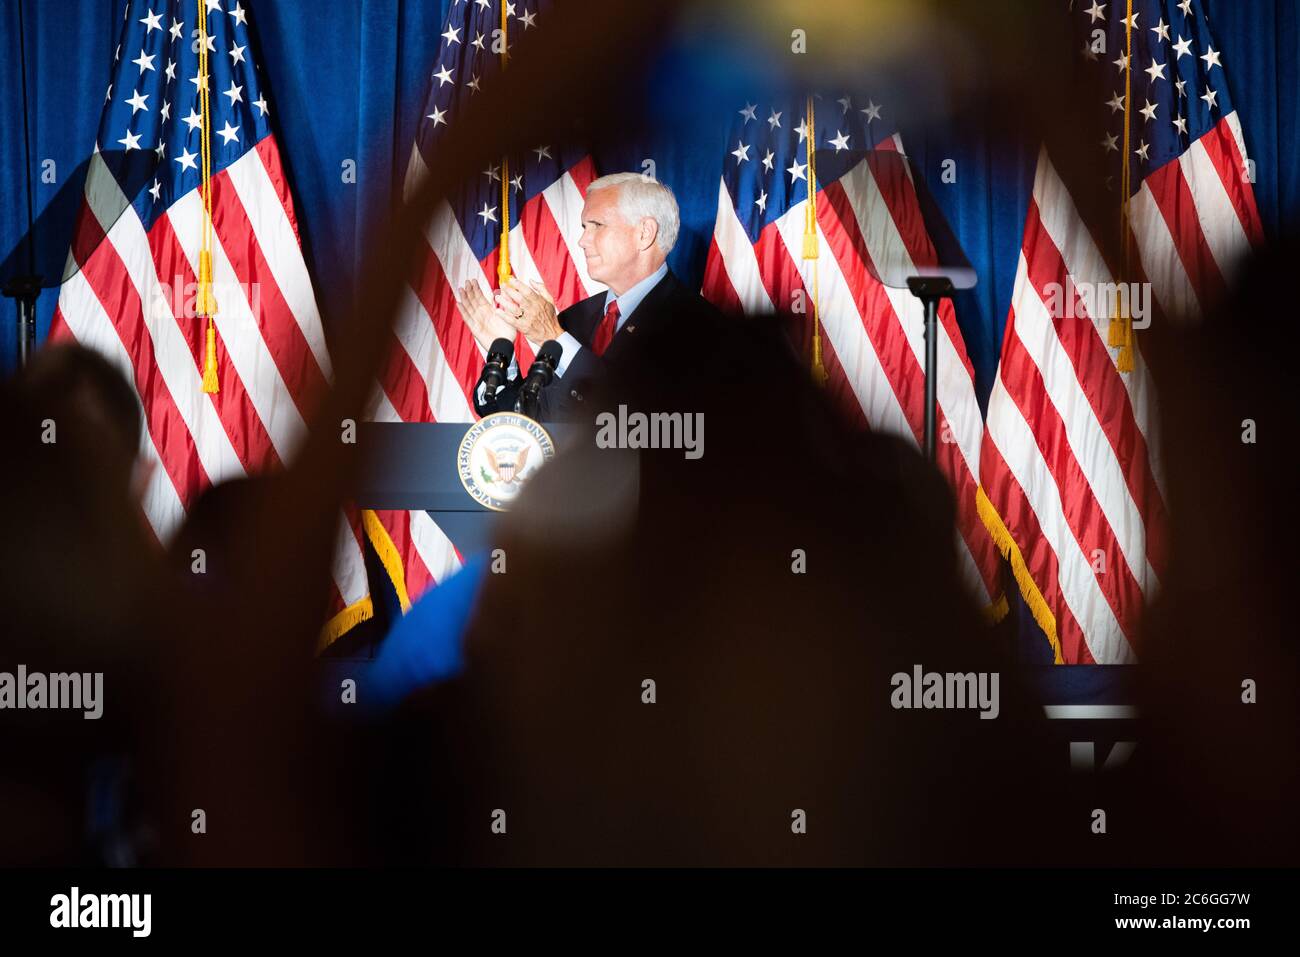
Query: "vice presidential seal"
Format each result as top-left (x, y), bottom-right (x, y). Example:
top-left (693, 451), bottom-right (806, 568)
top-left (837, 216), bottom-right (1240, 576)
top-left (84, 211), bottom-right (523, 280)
top-left (457, 413), bottom-right (556, 511)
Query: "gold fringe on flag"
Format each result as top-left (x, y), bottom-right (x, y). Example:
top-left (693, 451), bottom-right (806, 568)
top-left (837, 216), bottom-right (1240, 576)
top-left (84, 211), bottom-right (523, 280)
top-left (363, 509), bottom-right (413, 614)
top-left (317, 596), bottom-right (375, 653)
top-left (976, 487), bottom-right (1064, 664)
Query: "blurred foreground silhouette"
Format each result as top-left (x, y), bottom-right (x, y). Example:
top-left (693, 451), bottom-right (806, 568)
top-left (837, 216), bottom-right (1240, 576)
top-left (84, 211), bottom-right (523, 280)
top-left (7, 249), bottom-right (1297, 865)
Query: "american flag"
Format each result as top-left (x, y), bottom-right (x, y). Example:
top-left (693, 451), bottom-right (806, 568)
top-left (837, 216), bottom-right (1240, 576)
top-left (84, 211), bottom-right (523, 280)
top-left (979, 0), bottom-right (1264, 663)
top-left (365, 0), bottom-right (604, 609)
top-left (701, 95), bottom-right (1005, 615)
top-left (51, 0), bottom-right (371, 645)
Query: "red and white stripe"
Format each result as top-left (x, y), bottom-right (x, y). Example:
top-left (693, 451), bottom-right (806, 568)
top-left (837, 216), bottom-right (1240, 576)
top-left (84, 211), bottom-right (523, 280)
top-left (366, 144), bottom-right (604, 607)
top-left (52, 138), bottom-right (371, 643)
top-left (703, 139), bottom-right (1003, 610)
top-left (981, 114), bottom-right (1262, 663)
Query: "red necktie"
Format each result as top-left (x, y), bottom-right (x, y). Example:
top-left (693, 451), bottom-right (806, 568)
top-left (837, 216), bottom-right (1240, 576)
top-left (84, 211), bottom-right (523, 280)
top-left (591, 299), bottom-right (620, 357)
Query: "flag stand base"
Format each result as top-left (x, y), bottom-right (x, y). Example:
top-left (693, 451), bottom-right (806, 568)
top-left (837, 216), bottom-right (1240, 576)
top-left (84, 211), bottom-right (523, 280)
top-left (1, 275), bottom-right (43, 370)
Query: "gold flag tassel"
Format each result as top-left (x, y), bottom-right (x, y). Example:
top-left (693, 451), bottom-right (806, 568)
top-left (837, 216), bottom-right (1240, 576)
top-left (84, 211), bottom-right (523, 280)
top-left (1107, 307), bottom-right (1127, 347)
top-left (197, 0), bottom-right (220, 393)
top-left (803, 95), bottom-right (828, 386)
top-left (1116, 317), bottom-right (1135, 372)
top-left (498, 153), bottom-right (512, 285)
top-left (496, 1), bottom-right (513, 286)
top-left (1109, 0), bottom-right (1135, 374)
top-left (201, 318), bottom-right (220, 392)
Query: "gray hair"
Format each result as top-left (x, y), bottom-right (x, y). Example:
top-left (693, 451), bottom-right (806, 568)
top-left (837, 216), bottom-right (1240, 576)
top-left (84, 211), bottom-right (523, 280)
top-left (586, 172), bottom-right (680, 255)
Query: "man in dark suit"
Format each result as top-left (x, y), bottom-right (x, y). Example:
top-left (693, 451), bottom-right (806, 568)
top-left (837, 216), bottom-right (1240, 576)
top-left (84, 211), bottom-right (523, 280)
top-left (455, 172), bottom-right (714, 421)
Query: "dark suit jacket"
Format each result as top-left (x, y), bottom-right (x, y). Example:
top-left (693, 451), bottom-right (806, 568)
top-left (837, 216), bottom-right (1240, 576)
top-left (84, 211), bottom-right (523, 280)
top-left (474, 268), bottom-right (714, 422)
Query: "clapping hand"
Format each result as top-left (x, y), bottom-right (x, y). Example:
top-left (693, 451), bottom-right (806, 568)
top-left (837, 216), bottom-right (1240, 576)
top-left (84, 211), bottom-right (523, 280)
top-left (496, 278), bottom-right (562, 343)
top-left (455, 280), bottom-right (518, 351)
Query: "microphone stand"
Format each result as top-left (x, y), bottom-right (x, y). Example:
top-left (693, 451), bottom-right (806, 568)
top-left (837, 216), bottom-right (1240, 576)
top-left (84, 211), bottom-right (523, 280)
top-left (905, 276), bottom-right (955, 462)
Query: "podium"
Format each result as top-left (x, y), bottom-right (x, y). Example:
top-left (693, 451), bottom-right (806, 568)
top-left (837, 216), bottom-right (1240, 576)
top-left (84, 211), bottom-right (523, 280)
top-left (357, 422), bottom-right (576, 556)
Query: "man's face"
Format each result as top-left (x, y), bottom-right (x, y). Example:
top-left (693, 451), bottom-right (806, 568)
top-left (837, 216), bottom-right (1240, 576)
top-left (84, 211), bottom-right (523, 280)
top-left (578, 186), bottom-right (643, 289)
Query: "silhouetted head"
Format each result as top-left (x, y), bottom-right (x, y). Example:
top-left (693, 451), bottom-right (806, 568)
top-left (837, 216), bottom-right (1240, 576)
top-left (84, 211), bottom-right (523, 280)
top-left (16, 343), bottom-right (147, 503)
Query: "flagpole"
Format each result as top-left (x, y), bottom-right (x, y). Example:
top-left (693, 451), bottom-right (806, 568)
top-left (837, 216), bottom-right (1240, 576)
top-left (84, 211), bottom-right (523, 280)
top-left (803, 95), bottom-right (827, 386)
top-left (196, 0), bottom-right (221, 393)
top-left (5, 0), bottom-right (41, 370)
top-left (497, 1), bottom-right (512, 286)
top-left (1109, 0), bottom-right (1135, 373)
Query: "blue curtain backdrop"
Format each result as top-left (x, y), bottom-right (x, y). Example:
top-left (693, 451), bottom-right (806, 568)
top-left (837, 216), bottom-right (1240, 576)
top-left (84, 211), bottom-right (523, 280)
top-left (2, 0), bottom-right (1297, 671)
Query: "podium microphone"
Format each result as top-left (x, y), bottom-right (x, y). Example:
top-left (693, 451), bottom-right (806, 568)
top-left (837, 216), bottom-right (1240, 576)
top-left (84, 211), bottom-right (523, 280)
top-left (515, 340), bottom-right (562, 418)
top-left (482, 337), bottom-right (515, 393)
